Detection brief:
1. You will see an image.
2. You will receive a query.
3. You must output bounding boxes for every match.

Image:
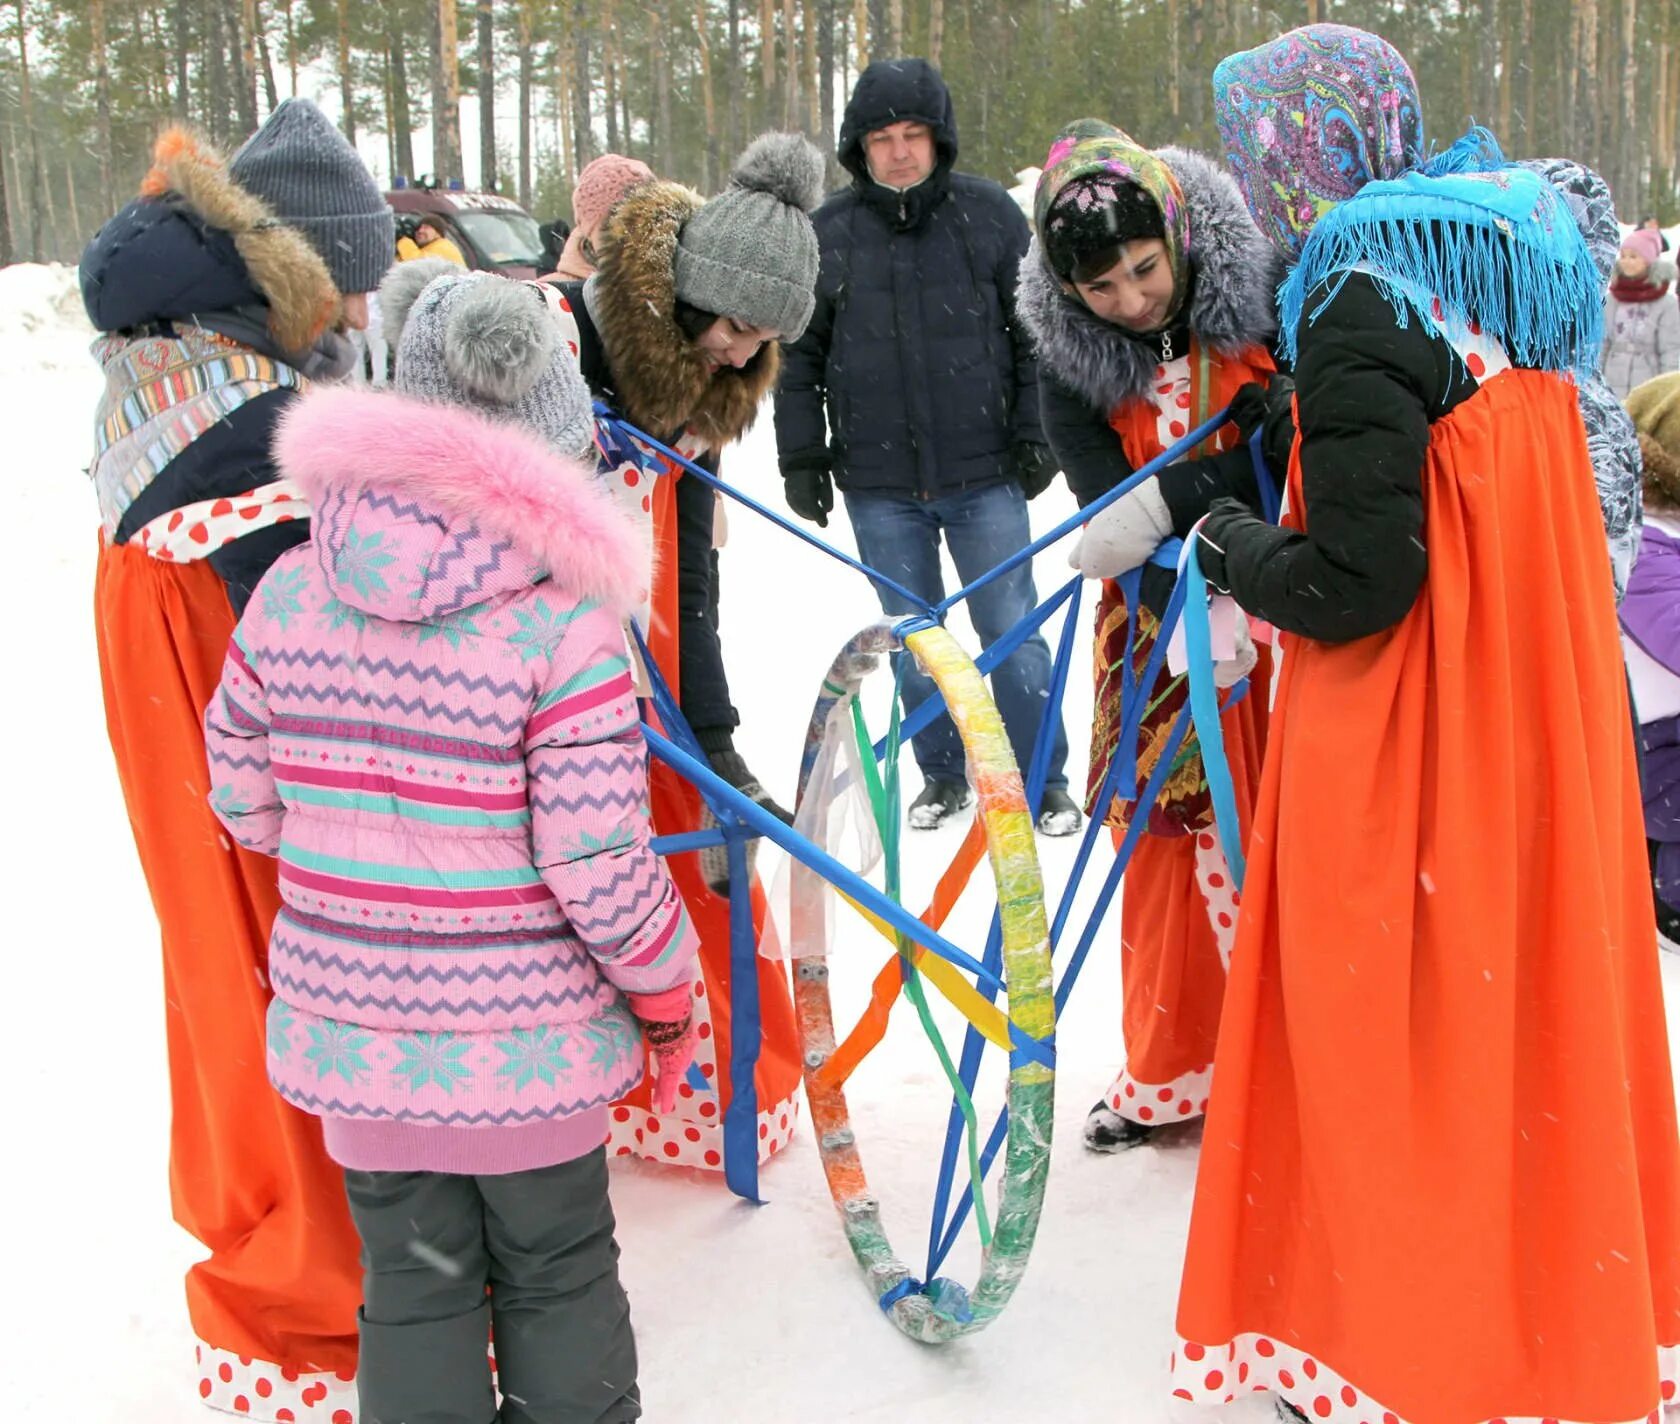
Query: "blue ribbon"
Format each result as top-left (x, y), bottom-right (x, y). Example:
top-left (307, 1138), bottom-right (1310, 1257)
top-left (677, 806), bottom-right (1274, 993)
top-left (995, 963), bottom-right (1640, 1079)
top-left (1179, 536), bottom-right (1247, 890)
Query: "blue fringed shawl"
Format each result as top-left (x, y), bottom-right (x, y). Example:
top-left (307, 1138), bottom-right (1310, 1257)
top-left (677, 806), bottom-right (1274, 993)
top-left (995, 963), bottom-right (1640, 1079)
top-left (1278, 129), bottom-right (1604, 377)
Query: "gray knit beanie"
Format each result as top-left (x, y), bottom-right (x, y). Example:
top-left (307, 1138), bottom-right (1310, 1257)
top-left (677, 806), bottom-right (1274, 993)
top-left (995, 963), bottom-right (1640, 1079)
top-left (230, 98), bottom-right (394, 296)
top-left (380, 261), bottom-right (595, 460)
top-left (674, 132), bottom-right (825, 339)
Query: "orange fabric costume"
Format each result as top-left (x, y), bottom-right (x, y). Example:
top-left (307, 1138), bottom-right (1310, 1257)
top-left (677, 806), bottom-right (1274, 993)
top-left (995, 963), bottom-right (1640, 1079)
top-left (1093, 342), bottom-right (1272, 1122)
top-left (1172, 369), bottom-right (1680, 1422)
top-left (95, 538), bottom-right (363, 1413)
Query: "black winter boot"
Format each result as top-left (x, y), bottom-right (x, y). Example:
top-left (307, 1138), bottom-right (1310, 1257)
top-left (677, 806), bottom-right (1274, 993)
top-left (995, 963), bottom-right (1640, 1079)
top-left (1082, 1100), bottom-right (1159, 1153)
top-left (1037, 787), bottom-right (1083, 837)
top-left (909, 779), bottom-right (974, 830)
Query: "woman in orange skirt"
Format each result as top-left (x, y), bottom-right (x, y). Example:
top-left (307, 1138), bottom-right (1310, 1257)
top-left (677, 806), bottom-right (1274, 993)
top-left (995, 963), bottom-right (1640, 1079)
top-left (1171, 24), bottom-right (1680, 1424)
top-left (80, 107), bottom-right (387, 1418)
top-left (1016, 121), bottom-right (1278, 1150)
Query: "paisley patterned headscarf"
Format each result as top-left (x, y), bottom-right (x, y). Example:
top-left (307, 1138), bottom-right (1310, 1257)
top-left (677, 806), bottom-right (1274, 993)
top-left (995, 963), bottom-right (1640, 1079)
top-left (1033, 120), bottom-right (1191, 322)
top-left (1212, 24), bottom-right (1424, 260)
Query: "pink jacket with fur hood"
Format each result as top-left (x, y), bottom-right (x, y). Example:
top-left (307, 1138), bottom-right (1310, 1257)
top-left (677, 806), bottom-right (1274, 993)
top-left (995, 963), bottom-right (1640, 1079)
top-left (205, 384), bottom-right (696, 1173)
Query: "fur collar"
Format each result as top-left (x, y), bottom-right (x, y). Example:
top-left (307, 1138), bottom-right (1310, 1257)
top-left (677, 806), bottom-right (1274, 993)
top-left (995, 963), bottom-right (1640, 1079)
top-left (1016, 146), bottom-right (1279, 414)
top-left (140, 127), bottom-right (343, 353)
top-left (276, 386), bottom-right (648, 617)
top-left (590, 179), bottom-right (779, 448)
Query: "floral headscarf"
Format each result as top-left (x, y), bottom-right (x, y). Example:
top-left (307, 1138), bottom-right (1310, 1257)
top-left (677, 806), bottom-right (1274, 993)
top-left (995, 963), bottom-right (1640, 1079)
top-left (1212, 24), bottom-right (1424, 260)
top-left (1033, 120), bottom-right (1191, 321)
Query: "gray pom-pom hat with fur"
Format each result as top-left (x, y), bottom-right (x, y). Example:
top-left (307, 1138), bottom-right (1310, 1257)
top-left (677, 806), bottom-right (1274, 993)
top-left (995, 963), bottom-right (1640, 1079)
top-left (380, 265), bottom-right (596, 460)
top-left (674, 132), bottom-right (826, 339)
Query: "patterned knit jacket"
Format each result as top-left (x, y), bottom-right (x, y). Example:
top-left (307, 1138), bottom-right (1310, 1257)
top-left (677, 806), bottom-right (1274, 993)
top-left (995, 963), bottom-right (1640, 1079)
top-left (205, 384), bottom-right (696, 1132)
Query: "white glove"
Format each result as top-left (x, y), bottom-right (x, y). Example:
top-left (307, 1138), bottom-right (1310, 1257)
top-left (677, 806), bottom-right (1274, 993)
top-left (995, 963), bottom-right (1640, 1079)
top-left (1213, 607), bottom-right (1258, 689)
top-left (1070, 475), bottom-right (1173, 579)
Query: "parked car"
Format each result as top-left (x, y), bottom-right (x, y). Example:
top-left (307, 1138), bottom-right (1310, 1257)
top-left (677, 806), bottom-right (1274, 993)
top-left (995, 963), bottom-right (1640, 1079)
top-left (385, 181), bottom-right (546, 278)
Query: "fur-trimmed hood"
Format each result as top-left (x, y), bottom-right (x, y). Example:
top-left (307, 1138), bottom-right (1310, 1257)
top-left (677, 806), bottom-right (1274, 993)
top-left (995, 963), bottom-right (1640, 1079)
top-left (276, 385), bottom-right (648, 621)
top-left (1016, 145), bottom-right (1279, 413)
top-left (588, 179), bottom-right (779, 447)
top-left (80, 128), bottom-right (343, 354)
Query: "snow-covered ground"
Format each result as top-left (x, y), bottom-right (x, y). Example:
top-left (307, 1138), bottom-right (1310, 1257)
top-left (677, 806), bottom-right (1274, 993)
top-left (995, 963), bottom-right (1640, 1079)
top-left (10, 261), bottom-right (1678, 1423)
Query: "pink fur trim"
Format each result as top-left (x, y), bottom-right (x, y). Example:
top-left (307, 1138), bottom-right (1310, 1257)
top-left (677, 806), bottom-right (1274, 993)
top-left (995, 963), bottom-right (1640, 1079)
top-left (275, 386), bottom-right (648, 616)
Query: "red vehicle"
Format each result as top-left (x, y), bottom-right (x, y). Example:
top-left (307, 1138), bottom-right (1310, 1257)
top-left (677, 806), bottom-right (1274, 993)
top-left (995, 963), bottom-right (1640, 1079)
top-left (385, 181), bottom-right (546, 278)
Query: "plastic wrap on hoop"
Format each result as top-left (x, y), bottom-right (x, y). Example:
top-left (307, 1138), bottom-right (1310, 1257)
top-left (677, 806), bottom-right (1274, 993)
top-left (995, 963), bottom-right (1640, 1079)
top-left (765, 623), bottom-right (897, 962)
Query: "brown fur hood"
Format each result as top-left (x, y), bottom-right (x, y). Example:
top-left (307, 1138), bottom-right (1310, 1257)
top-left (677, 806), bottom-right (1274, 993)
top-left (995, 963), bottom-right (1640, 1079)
top-left (590, 179), bottom-right (779, 447)
top-left (82, 128), bottom-right (343, 353)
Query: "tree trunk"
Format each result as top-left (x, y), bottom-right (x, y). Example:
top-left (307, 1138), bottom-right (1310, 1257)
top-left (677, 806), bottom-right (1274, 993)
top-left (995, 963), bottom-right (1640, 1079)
top-left (281, 0), bottom-right (297, 96)
top-left (801, 0), bottom-right (818, 133)
top-left (887, 0), bottom-right (900, 57)
top-left (696, 0), bottom-right (718, 187)
top-left (13, 0), bottom-right (43, 257)
top-left (205, 0), bottom-right (231, 142)
top-left (1497, 0), bottom-right (1514, 137)
top-left (1577, 0), bottom-right (1599, 168)
top-left (1621, 0), bottom-right (1640, 214)
top-left (654, 0), bottom-right (675, 172)
top-left (556, 27), bottom-right (575, 182)
top-left (1476, 0), bottom-right (1498, 126)
top-left (436, 0), bottom-right (463, 181)
top-left (727, 0), bottom-right (741, 156)
top-left (603, 0), bottom-right (620, 151)
top-left (174, 0), bottom-right (192, 119)
top-left (926, 0), bottom-right (942, 68)
top-left (240, 0), bottom-right (259, 123)
top-left (517, 0), bottom-right (534, 205)
top-left (226, 0), bottom-right (256, 135)
top-left (90, 0), bottom-right (116, 216)
top-left (477, 0), bottom-right (495, 188)
top-left (336, 0), bottom-right (355, 142)
top-left (760, 0), bottom-right (777, 132)
top-left (854, 0), bottom-right (867, 71)
top-left (818, 0), bottom-right (834, 147)
top-left (64, 154), bottom-right (81, 252)
top-left (389, 16), bottom-right (415, 179)
top-left (0, 119), bottom-right (11, 266)
top-left (1167, 0), bottom-right (1180, 120)
top-left (257, 12), bottom-right (280, 110)
top-left (1519, 0), bottom-right (1535, 151)
top-left (781, 0), bottom-right (798, 128)
top-left (570, 0), bottom-right (595, 166)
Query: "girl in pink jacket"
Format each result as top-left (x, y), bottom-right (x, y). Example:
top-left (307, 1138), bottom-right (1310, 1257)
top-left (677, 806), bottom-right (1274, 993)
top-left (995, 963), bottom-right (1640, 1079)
top-left (206, 265), bottom-right (696, 1424)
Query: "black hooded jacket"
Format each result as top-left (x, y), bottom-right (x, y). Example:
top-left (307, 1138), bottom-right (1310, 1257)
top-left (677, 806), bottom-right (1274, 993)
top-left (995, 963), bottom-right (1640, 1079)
top-left (773, 59), bottom-right (1042, 499)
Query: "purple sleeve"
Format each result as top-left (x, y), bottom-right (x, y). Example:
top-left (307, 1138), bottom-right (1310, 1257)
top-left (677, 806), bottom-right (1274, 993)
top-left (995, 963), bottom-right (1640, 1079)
top-left (1621, 525), bottom-right (1680, 676)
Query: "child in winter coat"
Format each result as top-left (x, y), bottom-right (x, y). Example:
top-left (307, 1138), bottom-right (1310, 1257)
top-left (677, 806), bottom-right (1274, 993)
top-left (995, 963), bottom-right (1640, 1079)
top-left (1623, 371), bottom-right (1680, 952)
top-left (80, 100), bottom-right (392, 1417)
top-left (1171, 25), bottom-right (1680, 1424)
top-left (206, 268), bottom-right (698, 1424)
top-left (1605, 226), bottom-right (1680, 399)
top-left (1016, 120), bottom-right (1279, 1153)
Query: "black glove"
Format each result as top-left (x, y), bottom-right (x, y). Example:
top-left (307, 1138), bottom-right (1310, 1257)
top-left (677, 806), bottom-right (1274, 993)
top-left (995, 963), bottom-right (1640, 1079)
top-left (394, 212), bottom-right (422, 242)
top-left (1224, 374), bottom-right (1296, 479)
top-left (1195, 496), bottom-right (1254, 593)
top-left (1013, 441), bottom-right (1058, 499)
top-left (781, 452), bottom-right (834, 528)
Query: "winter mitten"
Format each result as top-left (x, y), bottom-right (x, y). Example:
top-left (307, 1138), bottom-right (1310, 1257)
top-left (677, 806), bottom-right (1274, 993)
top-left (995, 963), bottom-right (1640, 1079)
top-left (626, 984), bottom-right (697, 1114)
top-left (1013, 440), bottom-right (1059, 499)
top-left (695, 732), bottom-right (794, 895)
top-left (781, 452), bottom-right (834, 528)
top-left (1225, 374), bottom-right (1297, 477)
top-left (1070, 473), bottom-right (1172, 578)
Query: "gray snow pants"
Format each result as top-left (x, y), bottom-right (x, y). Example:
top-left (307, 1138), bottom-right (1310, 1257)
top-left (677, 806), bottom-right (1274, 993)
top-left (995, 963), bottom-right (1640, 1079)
top-left (343, 1148), bottom-right (641, 1424)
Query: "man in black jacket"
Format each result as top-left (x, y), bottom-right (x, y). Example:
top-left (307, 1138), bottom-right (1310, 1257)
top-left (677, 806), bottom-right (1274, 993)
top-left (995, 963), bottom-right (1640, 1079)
top-left (773, 58), bottom-right (1078, 833)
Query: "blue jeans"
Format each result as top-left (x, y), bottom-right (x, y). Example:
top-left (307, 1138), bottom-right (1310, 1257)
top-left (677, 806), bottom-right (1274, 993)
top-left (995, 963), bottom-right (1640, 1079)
top-left (843, 484), bottom-right (1069, 795)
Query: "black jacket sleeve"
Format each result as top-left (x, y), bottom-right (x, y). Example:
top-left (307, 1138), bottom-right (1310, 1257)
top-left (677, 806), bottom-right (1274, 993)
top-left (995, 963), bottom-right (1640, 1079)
top-left (774, 237), bottom-right (837, 469)
top-left (994, 196), bottom-right (1043, 446)
top-left (674, 454), bottom-right (739, 736)
top-left (1197, 273), bottom-right (1448, 644)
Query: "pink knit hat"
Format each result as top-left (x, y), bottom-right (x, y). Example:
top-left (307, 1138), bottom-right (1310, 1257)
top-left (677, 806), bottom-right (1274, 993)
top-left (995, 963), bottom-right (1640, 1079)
top-left (1623, 227), bottom-right (1664, 263)
top-left (573, 154), bottom-right (655, 238)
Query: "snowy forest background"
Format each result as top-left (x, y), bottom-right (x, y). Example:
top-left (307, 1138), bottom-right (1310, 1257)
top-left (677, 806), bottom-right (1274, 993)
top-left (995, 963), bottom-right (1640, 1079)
top-left (2, 0), bottom-right (1674, 266)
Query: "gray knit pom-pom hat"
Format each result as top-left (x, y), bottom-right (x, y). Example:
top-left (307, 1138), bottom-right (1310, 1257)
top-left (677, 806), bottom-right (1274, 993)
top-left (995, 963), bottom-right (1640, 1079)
top-left (230, 98), bottom-right (394, 296)
top-left (383, 267), bottom-right (595, 460)
top-left (674, 132), bottom-right (826, 339)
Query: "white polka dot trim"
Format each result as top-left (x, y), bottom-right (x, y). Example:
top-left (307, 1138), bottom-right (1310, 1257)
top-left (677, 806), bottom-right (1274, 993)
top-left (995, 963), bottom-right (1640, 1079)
top-left (1148, 356), bottom-right (1196, 451)
top-left (606, 978), bottom-right (801, 1169)
top-left (1193, 831), bottom-right (1242, 972)
top-left (1169, 1331), bottom-right (1680, 1423)
top-left (195, 1340), bottom-right (357, 1422)
top-left (1104, 1060), bottom-right (1214, 1127)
